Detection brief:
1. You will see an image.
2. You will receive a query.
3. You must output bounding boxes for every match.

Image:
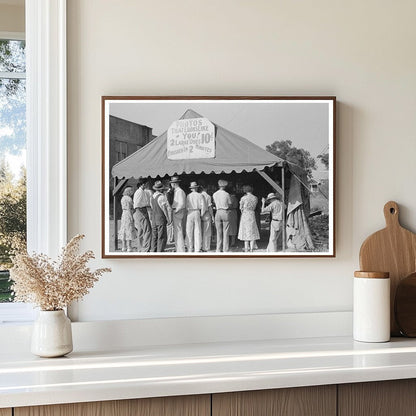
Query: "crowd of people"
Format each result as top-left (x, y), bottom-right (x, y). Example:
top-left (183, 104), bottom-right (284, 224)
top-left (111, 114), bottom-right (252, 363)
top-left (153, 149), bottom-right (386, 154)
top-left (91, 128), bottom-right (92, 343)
top-left (117, 176), bottom-right (284, 253)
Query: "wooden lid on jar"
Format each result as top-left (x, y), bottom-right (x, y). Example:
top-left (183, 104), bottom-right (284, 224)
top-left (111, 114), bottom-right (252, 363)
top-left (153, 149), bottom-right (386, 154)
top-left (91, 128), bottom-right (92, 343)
top-left (354, 271), bottom-right (390, 279)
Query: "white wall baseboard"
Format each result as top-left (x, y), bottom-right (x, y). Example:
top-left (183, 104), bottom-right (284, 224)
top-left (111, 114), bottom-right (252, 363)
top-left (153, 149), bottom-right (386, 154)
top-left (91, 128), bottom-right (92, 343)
top-left (0, 311), bottom-right (352, 353)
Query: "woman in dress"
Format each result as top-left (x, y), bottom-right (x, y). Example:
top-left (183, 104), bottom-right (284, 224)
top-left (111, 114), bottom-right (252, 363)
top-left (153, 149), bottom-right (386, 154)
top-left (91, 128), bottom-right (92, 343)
top-left (118, 186), bottom-right (136, 252)
top-left (237, 185), bottom-right (260, 252)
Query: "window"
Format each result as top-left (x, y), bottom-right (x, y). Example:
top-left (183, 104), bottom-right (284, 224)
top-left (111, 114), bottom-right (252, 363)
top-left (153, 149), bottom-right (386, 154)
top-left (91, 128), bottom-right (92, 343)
top-left (0, 36), bottom-right (26, 305)
top-left (0, 1), bottom-right (67, 324)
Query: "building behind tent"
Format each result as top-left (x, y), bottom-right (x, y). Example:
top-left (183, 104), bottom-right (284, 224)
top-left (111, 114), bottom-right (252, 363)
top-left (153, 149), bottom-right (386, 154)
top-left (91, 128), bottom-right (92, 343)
top-left (109, 116), bottom-right (156, 204)
top-left (109, 115), bottom-right (155, 172)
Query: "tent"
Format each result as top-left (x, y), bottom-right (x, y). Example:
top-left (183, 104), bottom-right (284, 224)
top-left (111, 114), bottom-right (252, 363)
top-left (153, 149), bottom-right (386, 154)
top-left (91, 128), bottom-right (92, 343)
top-left (111, 109), bottom-right (314, 252)
top-left (112, 109), bottom-right (285, 179)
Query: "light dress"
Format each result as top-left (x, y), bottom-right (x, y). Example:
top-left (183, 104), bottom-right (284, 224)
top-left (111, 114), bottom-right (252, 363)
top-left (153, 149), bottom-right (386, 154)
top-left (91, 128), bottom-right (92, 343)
top-left (118, 195), bottom-right (137, 241)
top-left (238, 193), bottom-right (260, 241)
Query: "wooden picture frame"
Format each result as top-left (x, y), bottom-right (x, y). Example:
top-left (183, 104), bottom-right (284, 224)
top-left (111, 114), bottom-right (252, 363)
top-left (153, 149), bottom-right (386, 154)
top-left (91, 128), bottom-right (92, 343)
top-left (102, 96), bottom-right (336, 258)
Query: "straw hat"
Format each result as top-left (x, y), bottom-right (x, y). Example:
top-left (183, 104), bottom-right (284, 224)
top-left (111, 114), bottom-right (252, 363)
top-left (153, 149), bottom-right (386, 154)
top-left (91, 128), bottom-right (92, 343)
top-left (218, 179), bottom-right (228, 188)
top-left (169, 176), bottom-right (181, 183)
top-left (153, 181), bottom-right (164, 191)
top-left (189, 181), bottom-right (199, 189)
top-left (266, 193), bottom-right (278, 202)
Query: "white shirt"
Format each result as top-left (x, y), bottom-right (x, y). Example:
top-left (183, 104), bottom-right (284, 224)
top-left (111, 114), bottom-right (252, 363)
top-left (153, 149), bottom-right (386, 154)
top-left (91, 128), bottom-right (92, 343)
top-left (133, 187), bottom-right (150, 209)
top-left (262, 200), bottom-right (283, 220)
top-left (172, 187), bottom-right (186, 212)
top-left (201, 191), bottom-right (213, 208)
top-left (213, 189), bottom-right (232, 210)
top-left (186, 191), bottom-right (207, 216)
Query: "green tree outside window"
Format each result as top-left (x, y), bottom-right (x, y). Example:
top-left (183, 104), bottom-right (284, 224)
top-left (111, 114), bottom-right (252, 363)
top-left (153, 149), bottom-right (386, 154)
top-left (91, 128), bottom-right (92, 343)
top-left (0, 39), bottom-right (27, 302)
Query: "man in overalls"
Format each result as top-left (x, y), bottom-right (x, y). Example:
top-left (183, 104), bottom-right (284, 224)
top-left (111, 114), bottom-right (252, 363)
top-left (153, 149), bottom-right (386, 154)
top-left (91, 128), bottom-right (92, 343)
top-left (150, 181), bottom-right (171, 252)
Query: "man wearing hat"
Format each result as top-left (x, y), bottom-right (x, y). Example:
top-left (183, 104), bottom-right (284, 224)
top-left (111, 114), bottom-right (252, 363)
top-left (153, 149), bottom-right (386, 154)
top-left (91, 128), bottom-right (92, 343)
top-left (149, 180), bottom-right (171, 252)
top-left (169, 176), bottom-right (186, 252)
top-left (261, 193), bottom-right (284, 252)
top-left (185, 182), bottom-right (207, 252)
top-left (213, 179), bottom-right (232, 252)
top-left (133, 178), bottom-right (151, 252)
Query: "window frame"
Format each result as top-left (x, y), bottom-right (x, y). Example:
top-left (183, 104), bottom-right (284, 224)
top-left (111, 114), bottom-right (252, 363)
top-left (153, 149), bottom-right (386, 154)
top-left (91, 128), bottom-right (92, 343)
top-left (0, 0), bottom-right (67, 323)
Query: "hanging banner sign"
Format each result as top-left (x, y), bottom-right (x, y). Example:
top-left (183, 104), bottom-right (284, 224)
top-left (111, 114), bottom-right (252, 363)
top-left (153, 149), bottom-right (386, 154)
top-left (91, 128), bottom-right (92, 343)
top-left (167, 117), bottom-right (215, 160)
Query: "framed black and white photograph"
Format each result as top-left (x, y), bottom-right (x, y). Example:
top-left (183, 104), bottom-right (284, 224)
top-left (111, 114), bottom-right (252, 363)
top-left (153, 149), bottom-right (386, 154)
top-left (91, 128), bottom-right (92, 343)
top-left (102, 96), bottom-right (335, 258)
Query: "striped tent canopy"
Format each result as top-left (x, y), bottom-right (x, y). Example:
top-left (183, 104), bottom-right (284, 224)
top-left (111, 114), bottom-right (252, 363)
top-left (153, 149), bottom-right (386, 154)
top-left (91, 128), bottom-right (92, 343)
top-left (112, 109), bottom-right (284, 179)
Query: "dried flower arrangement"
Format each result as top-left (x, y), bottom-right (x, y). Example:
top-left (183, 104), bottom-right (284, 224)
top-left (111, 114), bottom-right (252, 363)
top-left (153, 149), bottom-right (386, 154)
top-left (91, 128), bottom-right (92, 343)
top-left (10, 234), bottom-right (111, 311)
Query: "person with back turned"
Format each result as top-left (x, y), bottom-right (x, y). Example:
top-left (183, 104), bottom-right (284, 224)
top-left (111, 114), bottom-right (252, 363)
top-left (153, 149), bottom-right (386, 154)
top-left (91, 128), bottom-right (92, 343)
top-left (238, 184), bottom-right (260, 252)
top-left (261, 193), bottom-right (284, 252)
top-left (213, 179), bottom-right (232, 252)
top-left (200, 182), bottom-right (214, 252)
top-left (118, 186), bottom-right (136, 252)
top-left (228, 184), bottom-right (239, 248)
top-left (170, 176), bottom-right (186, 252)
top-left (150, 181), bottom-right (171, 252)
top-left (185, 182), bottom-right (207, 252)
top-left (133, 178), bottom-right (151, 252)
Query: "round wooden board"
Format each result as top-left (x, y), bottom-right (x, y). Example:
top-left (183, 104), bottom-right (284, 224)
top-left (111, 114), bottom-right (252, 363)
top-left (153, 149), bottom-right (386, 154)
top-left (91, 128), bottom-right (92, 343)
top-left (395, 272), bottom-right (416, 337)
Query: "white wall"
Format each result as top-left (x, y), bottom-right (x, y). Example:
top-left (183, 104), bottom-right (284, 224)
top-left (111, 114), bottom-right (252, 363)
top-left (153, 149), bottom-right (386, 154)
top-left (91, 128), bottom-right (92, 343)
top-left (67, 0), bottom-right (416, 322)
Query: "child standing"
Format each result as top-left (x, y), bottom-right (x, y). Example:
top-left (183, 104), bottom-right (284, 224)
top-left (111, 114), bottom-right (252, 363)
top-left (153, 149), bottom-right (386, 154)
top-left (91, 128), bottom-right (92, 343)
top-left (118, 186), bottom-right (136, 252)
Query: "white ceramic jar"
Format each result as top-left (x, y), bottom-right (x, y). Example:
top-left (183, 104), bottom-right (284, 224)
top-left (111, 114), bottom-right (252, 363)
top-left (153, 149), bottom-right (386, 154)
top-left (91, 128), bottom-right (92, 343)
top-left (31, 310), bottom-right (73, 357)
top-left (353, 271), bottom-right (390, 343)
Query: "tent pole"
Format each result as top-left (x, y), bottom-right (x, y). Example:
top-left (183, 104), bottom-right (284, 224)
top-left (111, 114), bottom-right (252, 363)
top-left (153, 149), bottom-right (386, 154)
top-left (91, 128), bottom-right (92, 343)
top-left (255, 169), bottom-right (283, 196)
top-left (255, 168), bottom-right (286, 252)
top-left (113, 177), bottom-right (118, 251)
top-left (281, 166), bottom-right (286, 252)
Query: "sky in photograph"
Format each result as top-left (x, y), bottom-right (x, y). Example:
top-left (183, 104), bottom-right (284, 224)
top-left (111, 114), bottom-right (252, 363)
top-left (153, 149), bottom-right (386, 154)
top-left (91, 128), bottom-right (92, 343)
top-left (109, 100), bottom-right (331, 160)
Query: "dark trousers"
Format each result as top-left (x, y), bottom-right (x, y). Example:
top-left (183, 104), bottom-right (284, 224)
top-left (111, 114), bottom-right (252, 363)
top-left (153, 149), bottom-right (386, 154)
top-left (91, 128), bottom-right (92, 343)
top-left (134, 208), bottom-right (151, 252)
top-left (151, 223), bottom-right (167, 252)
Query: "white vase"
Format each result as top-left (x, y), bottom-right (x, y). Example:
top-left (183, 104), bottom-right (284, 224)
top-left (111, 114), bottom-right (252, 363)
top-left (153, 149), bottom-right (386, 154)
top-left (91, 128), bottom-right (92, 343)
top-left (31, 310), bottom-right (73, 357)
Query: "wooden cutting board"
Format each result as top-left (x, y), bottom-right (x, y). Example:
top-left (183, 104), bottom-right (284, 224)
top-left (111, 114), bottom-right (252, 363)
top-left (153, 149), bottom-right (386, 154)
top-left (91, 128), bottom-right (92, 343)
top-left (395, 272), bottom-right (416, 337)
top-left (359, 201), bottom-right (416, 336)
